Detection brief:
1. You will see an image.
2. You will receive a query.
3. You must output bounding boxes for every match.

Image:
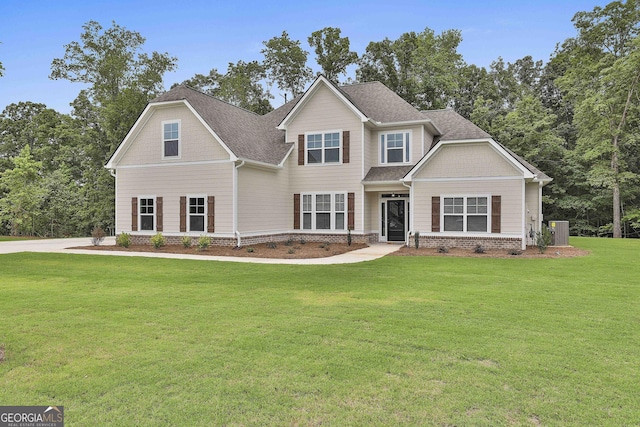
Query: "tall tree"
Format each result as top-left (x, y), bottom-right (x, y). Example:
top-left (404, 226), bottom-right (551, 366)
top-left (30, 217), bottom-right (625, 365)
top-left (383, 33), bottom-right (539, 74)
top-left (357, 28), bottom-right (463, 109)
top-left (308, 27), bottom-right (358, 83)
top-left (49, 21), bottom-right (178, 232)
top-left (0, 145), bottom-right (45, 236)
top-left (556, 0), bottom-right (640, 238)
top-left (181, 61), bottom-right (273, 114)
top-left (262, 31), bottom-right (313, 99)
top-left (50, 21), bottom-right (177, 106)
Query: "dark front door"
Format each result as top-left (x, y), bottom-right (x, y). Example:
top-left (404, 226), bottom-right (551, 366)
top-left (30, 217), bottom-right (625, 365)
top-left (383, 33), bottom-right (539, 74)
top-left (387, 200), bottom-right (405, 242)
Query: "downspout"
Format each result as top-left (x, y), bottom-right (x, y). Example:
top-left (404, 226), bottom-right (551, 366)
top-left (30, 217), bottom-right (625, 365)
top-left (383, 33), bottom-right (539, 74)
top-left (109, 168), bottom-right (117, 235)
top-left (234, 160), bottom-right (245, 247)
top-left (402, 180), bottom-right (412, 247)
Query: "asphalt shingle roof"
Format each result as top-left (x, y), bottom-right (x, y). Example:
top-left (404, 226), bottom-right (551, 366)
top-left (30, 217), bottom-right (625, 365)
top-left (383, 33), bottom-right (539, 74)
top-left (148, 81), bottom-right (549, 182)
top-left (421, 109), bottom-right (491, 143)
top-left (363, 165), bottom-right (415, 182)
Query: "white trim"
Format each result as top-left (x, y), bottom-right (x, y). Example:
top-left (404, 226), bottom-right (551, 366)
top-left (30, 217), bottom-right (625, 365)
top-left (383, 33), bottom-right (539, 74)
top-left (114, 171), bottom-right (118, 234)
top-left (115, 159), bottom-right (234, 169)
top-left (522, 180), bottom-right (527, 250)
top-left (137, 195), bottom-right (157, 233)
top-left (379, 195), bottom-right (410, 243)
top-left (277, 76), bottom-right (367, 130)
top-left (277, 144), bottom-right (296, 168)
top-left (300, 192), bottom-right (348, 231)
top-left (304, 129), bottom-right (343, 165)
top-left (367, 118), bottom-right (441, 136)
top-left (161, 119), bottom-right (181, 160)
top-left (186, 194), bottom-right (207, 233)
top-left (412, 176), bottom-right (523, 183)
top-left (379, 129), bottom-right (412, 165)
top-left (441, 195), bottom-right (491, 233)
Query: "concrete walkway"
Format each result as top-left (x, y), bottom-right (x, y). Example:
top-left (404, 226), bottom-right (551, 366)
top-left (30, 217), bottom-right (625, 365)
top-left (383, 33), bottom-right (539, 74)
top-left (0, 237), bottom-right (402, 264)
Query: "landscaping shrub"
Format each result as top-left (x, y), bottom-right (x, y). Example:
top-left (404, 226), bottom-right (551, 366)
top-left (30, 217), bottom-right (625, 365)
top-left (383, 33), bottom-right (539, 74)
top-left (197, 235), bottom-right (210, 251)
top-left (474, 244), bottom-right (485, 254)
top-left (116, 233), bottom-right (131, 248)
top-left (91, 226), bottom-right (105, 246)
top-left (150, 233), bottom-right (166, 249)
top-left (266, 241), bottom-right (277, 249)
top-left (536, 225), bottom-right (553, 254)
top-left (181, 236), bottom-right (193, 248)
top-left (347, 228), bottom-right (352, 246)
top-left (437, 246), bottom-right (449, 253)
top-left (508, 249), bottom-right (523, 256)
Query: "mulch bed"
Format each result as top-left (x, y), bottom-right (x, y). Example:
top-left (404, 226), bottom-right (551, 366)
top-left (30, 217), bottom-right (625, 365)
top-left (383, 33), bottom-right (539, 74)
top-left (76, 242), bottom-right (368, 259)
top-left (390, 246), bottom-right (590, 258)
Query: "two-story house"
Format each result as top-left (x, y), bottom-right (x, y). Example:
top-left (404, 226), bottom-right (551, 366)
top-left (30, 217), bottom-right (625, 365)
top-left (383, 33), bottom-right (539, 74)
top-left (105, 75), bottom-right (551, 250)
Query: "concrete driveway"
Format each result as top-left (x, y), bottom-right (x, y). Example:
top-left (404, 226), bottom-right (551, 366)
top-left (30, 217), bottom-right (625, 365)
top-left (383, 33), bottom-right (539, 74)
top-left (0, 237), bottom-right (115, 254)
top-left (0, 237), bottom-right (401, 264)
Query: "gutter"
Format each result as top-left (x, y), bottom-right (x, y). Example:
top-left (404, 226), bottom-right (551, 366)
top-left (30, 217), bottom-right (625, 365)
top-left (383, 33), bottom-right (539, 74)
top-left (234, 160), bottom-right (245, 247)
top-left (402, 180), bottom-right (412, 247)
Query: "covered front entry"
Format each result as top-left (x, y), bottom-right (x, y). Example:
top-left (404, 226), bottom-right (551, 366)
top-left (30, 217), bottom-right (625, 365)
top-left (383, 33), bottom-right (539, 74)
top-left (381, 194), bottom-right (409, 242)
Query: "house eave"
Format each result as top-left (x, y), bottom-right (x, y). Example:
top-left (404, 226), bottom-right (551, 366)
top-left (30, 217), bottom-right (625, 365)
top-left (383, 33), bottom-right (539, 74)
top-left (368, 118), bottom-right (441, 135)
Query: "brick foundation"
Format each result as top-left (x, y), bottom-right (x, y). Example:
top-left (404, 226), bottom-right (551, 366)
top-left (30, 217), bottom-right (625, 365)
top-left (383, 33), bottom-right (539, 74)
top-left (413, 234), bottom-right (522, 250)
top-left (123, 232), bottom-right (379, 247)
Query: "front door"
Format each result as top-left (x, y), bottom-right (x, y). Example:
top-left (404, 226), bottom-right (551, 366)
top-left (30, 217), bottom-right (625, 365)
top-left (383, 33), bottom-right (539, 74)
top-left (387, 200), bottom-right (406, 242)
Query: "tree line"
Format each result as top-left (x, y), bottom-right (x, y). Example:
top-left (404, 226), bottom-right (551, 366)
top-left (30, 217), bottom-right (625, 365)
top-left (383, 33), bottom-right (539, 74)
top-left (1, 0), bottom-right (639, 238)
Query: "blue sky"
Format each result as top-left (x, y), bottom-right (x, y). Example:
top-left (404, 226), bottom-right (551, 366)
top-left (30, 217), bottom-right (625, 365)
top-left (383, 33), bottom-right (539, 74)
top-left (1, 0), bottom-right (602, 114)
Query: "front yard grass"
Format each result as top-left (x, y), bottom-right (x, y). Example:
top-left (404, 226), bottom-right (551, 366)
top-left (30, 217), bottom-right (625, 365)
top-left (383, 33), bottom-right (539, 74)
top-left (0, 237), bottom-right (638, 426)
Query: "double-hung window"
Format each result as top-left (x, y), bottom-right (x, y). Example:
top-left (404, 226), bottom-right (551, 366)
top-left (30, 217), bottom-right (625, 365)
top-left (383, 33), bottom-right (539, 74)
top-left (302, 193), bottom-right (346, 230)
top-left (380, 131), bottom-right (410, 164)
top-left (306, 131), bottom-right (340, 164)
top-left (189, 196), bottom-right (206, 232)
top-left (443, 196), bottom-right (489, 232)
top-left (163, 120), bottom-right (180, 158)
top-left (139, 197), bottom-right (155, 231)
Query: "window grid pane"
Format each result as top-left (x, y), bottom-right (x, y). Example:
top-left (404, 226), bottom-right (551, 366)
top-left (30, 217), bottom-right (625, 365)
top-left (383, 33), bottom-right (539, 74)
top-left (442, 196), bottom-right (489, 233)
top-left (324, 133), bottom-right (340, 148)
top-left (316, 194), bottom-right (331, 212)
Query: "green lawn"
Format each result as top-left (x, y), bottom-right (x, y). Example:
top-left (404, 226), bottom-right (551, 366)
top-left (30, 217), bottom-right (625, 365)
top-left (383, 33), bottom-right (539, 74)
top-left (1, 237), bottom-right (638, 426)
top-left (0, 236), bottom-right (42, 241)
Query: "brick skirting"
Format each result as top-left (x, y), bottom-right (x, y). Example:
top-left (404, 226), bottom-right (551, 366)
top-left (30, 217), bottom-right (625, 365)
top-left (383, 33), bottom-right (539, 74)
top-left (125, 232), bottom-right (379, 247)
top-left (414, 234), bottom-right (522, 250)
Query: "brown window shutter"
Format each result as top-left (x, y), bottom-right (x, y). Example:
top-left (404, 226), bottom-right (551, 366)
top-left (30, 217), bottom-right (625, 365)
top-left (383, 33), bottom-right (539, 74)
top-left (491, 195), bottom-right (501, 233)
top-left (131, 197), bottom-right (138, 232)
top-left (156, 197), bottom-right (163, 232)
top-left (347, 192), bottom-right (355, 230)
top-left (342, 130), bottom-right (350, 164)
top-left (207, 196), bottom-right (215, 233)
top-left (293, 193), bottom-right (300, 230)
top-left (298, 134), bottom-right (305, 165)
top-left (431, 197), bottom-right (440, 232)
top-left (180, 196), bottom-right (187, 232)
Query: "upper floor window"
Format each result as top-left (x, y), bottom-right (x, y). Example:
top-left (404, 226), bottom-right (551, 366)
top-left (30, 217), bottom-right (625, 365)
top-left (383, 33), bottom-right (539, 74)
top-left (443, 196), bottom-right (489, 232)
top-left (306, 131), bottom-right (340, 164)
top-left (163, 120), bottom-right (180, 158)
top-left (380, 131), bottom-right (410, 164)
